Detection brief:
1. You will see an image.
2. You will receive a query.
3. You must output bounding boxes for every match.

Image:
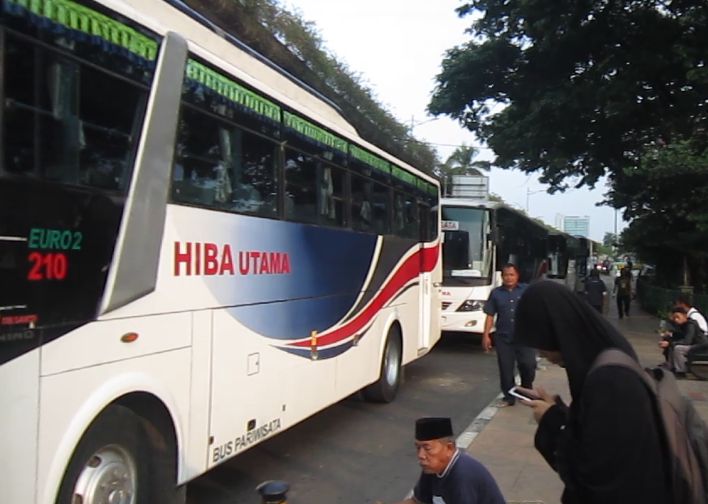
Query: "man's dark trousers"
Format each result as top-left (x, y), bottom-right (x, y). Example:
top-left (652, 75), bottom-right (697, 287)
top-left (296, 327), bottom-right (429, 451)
top-left (617, 294), bottom-right (631, 318)
top-left (495, 335), bottom-right (536, 403)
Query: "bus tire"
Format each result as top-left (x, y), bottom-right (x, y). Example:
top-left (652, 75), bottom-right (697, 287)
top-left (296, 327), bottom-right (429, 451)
top-left (57, 404), bottom-right (181, 504)
top-left (362, 326), bottom-right (402, 403)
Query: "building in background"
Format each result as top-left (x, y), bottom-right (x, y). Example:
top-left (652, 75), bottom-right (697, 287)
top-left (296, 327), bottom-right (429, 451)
top-left (563, 215), bottom-right (590, 238)
top-left (554, 213), bottom-right (564, 230)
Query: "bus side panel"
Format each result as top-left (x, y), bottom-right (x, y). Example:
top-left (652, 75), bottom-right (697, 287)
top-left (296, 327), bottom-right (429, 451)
top-left (0, 351), bottom-right (40, 504)
top-left (334, 314), bottom-right (381, 398)
top-left (186, 309), bottom-right (213, 476)
top-left (36, 343), bottom-right (192, 504)
top-left (40, 313), bottom-right (191, 375)
top-left (208, 308), bottom-right (296, 467)
top-left (395, 284), bottom-right (424, 366)
top-left (418, 242), bottom-right (442, 353)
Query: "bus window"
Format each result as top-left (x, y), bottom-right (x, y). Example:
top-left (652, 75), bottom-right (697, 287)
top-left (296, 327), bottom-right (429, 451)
top-left (172, 103), bottom-right (278, 217)
top-left (319, 165), bottom-right (346, 227)
top-left (393, 191), bottom-right (418, 239)
top-left (441, 206), bottom-right (492, 280)
top-left (3, 33), bottom-right (149, 192)
top-left (284, 149), bottom-right (346, 227)
top-left (351, 174), bottom-right (390, 234)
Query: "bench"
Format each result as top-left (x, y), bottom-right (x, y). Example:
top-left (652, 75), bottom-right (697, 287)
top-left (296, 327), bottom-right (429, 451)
top-left (687, 343), bottom-right (708, 380)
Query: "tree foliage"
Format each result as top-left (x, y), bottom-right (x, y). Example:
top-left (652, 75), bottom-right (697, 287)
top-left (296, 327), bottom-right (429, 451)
top-left (182, 0), bottom-right (438, 173)
top-left (429, 0), bottom-right (708, 289)
top-left (430, 0), bottom-right (708, 190)
top-left (621, 139), bottom-right (708, 288)
top-left (435, 144), bottom-right (490, 177)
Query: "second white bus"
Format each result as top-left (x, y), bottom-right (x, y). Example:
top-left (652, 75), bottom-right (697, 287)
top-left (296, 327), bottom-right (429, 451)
top-left (439, 198), bottom-right (548, 334)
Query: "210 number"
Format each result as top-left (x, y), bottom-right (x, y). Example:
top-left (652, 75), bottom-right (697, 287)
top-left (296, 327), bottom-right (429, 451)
top-left (27, 252), bottom-right (68, 281)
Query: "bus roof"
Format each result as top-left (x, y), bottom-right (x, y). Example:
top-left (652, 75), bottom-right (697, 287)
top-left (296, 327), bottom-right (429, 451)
top-left (106, 0), bottom-right (437, 185)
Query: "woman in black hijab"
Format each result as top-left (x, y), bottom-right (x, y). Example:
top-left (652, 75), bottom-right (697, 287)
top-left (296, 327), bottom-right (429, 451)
top-left (514, 281), bottom-right (670, 504)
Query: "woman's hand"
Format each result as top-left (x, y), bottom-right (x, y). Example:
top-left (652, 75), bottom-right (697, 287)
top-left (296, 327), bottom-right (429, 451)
top-left (517, 386), bottom-right (557, 423)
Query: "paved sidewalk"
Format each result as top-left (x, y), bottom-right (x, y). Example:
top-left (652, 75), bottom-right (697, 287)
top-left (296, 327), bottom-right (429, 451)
top-left (463, 289), bottom-right (708, 504)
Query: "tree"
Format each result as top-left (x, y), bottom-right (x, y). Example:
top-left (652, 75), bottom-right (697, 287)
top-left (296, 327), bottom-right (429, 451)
top-left (429, 0), bottom-right (708, 288)
top-left (620, 139), bottom-right (708, 289)
top-left (435, 144), bottom-right (490, 178)
top-left (183, 0), bottom-right (438, 173)
top-left (429, 1), bottom-right (708, 191)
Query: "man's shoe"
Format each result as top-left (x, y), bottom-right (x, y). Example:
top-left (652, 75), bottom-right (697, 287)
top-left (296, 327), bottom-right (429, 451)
top-left (675, 371), bottom-right (687, 379)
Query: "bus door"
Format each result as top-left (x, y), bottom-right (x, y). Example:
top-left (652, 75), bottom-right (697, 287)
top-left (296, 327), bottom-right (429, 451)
top-left (418, 202), bottom-right (440, 350)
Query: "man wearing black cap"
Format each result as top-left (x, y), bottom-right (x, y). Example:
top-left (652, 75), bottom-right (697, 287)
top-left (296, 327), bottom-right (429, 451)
top-left (391, 417), bottom-right (505, 504)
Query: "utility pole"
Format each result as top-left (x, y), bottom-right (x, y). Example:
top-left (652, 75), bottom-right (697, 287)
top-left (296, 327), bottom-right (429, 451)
top-left (526, 187), bottom-right (545, 213)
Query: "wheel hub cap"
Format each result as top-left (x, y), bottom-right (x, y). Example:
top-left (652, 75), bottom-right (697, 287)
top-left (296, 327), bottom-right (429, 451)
top-left (72, 446), bottom-right (136, 504)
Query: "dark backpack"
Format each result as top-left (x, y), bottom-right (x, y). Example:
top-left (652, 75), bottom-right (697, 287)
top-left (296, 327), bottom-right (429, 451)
top-left (591, 349), bottom-right (708, 504)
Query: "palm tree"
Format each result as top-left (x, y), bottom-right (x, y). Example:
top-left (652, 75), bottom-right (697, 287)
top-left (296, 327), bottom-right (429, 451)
top-left (435, 144), bottom-right (490, 178)
top-left (435, 144), bottom-right (491, 195)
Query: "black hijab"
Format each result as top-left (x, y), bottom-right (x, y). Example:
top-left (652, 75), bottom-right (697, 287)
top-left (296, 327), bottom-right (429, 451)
top-left (515, 281), bottom-right (637, 400)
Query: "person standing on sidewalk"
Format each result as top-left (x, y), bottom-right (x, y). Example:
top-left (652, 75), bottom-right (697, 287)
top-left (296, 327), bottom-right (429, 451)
top-left (390, 417), bottom-right (505, 504)
top-left (482, 263), bottom-right (536, 407)
top-left (613, 267), bottom-right (632, 318)
top-left (513, 281), bottom-right (671, 504)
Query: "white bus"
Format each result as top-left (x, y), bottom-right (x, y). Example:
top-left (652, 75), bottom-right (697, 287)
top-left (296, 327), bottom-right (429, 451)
top-left (439, 199), bottom-right (548, 334)
top-left (0, 1), bottom-right (442, 502)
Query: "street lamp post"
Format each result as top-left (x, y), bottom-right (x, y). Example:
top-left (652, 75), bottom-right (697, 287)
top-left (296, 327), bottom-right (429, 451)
top-left (526, 187), bottom-right (545, 213)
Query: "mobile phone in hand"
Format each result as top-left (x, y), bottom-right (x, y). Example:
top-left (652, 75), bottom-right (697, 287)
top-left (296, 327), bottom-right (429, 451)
top-left (508, 386), bottom-right (539, 402)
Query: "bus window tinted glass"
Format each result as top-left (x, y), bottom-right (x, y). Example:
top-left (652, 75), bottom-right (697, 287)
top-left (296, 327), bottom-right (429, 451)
top-left (172, 107), bottom-right (278, 217)
top-left (393, 192), bottom-right (418, 239)
top-left (352, 175), bottom-right (389, 234)
top-left (441, 206), bottom-right (492, 281)
top-left (284, 149), bottom-right (346, 227)
top-left (2, 34), bottom-right (149, 192)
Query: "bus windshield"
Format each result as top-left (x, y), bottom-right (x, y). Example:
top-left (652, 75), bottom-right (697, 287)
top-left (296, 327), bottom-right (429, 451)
top-left (441, 206), bottom-right (492, 284)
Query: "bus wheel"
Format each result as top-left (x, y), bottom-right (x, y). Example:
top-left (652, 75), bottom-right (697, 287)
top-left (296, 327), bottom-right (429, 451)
top-left (363, 326), bottom-right (402, 403)
top-left (57, 404), bottom-right (177, 504)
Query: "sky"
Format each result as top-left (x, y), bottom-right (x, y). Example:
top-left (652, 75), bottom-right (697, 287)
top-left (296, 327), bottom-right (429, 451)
top-left (282, 0), bottom-right (627, 242)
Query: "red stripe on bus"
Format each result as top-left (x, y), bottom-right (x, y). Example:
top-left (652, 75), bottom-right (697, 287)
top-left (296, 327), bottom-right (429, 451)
top-left (288, 244), bottom-right (439, 348)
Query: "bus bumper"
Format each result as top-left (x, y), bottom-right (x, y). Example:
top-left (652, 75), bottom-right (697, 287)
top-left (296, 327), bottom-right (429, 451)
top-left (440, 311), bottom-right (487, 334)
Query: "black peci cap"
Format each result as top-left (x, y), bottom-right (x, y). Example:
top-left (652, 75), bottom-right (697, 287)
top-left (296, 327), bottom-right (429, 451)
top-left (415, 417), bottom-right (453, 441)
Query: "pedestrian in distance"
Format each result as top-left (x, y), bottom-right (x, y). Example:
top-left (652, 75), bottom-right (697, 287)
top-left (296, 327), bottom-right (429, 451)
top-left (482, 263), bottom-right (536, 407)
top-left (658, 305), bottom-right (708, 378)
top-left (513, 281), bottom-right (671, 504)
top-left (583, 268), bottom-right (607, 313)
top-left (613, 266), bottom-right (632, 318)
top-left (389, 417), bottom-right (505, 504)
top-left (674, 294), bottom-right (708, 335)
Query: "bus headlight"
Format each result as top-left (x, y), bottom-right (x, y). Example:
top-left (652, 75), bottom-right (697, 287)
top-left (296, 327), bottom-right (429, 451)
top-left (457, 300), bottom-right (485, 312)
